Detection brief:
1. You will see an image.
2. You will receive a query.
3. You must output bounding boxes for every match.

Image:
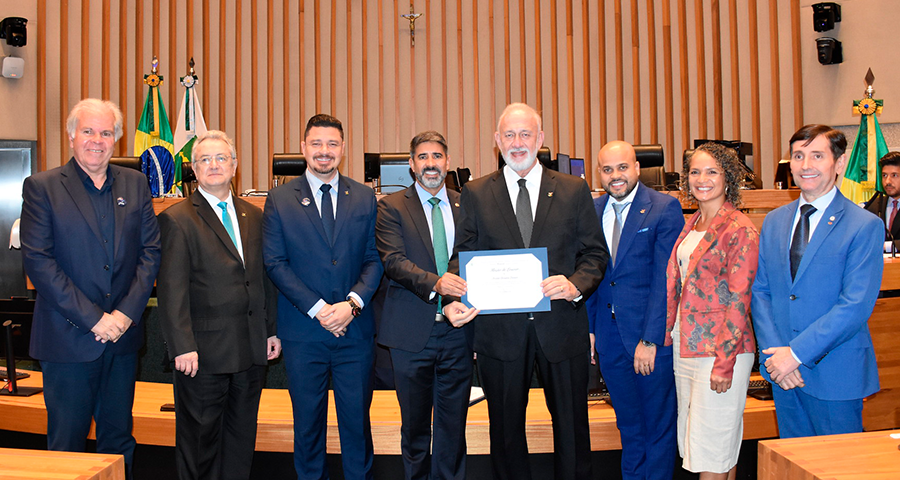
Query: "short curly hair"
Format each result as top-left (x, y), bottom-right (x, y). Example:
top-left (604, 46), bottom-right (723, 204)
top-left (680, 142), bottom-right (750, 207)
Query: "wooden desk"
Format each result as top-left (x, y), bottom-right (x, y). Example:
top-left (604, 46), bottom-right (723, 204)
top-left (0, 447), bottom-right (124, 480)
top-left (0, 371), bottom-right (778, 454)
top-left (758, 430), bottom-right (900, 480)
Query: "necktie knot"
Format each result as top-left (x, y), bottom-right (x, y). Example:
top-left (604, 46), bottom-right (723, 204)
top-left (428, 197), bottom-right (441, 208)
top-left (612, 202), bottom-right (627, 217)
top-left (320, 184), bottom-right (332, 194)
top-left (893, 199), bottom-right (898, 210)
top-left (800, 204), bottom-right (816, 218)
top-left (518, 178), bottom-right (527, 188)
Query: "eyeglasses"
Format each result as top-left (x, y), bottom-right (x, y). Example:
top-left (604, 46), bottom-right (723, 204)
top-left (195, 154), bottom-right (233, 166)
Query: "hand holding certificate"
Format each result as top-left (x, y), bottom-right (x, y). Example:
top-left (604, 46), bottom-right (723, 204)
top-left (459, 248), bottom-right (552, 314)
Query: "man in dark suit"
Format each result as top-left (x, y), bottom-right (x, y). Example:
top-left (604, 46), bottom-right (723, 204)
top-left (376, 131), bottom-right (472, 480)
top-left (444, 103), bottom-right (608, 480)
top-left (586, 141), bottom-right (683, 480)
top-left (752, 124), bottom-right (882, 438)
top-left (20, 98), bottom-right (161, 478)
top-left (863, 151), bottom-right (900, 251)
top-left (263, 114), bottom-right (383, 480)
top-left (157, 130), bottom-right (280, 480)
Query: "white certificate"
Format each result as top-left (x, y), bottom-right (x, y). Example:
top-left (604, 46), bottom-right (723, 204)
top-left (459, 248), bottom-right (550, 314)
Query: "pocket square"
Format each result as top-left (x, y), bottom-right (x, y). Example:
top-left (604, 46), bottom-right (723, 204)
top-left (637, 227), bottom-right (650, 233)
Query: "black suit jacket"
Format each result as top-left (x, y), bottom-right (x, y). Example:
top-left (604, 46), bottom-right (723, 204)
top-left (863, 192), bottom-right (900, 243)
top-left (157, 192), bottom-right (277, 375)
top-left (447, 167), bottom-right (608, 363)
top-left (376, 185), bottom-right (471, 352)
top-left (21, 159), bottom-right (161, 363)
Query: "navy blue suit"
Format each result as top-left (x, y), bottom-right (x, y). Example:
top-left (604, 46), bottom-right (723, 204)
top-left (376, 185), bottom-right (473, 480)
top-left (752, 189), bottom-right (882, 437)
top-left (263, 174), bottom-right (383, 480)
top-left (586, 184), bottom-right (682, 480)
top-left (20, 159), bottom-right (160, 476)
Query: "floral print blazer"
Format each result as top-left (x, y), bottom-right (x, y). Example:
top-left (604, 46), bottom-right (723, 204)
top-left (665, 202), bottom-right (759, 380)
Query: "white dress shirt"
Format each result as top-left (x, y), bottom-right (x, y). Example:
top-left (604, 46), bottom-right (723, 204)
top-left (197, 186), bottom-right (244, 264)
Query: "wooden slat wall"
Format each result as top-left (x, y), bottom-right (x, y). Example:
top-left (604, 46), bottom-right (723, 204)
top-left (35, 0), bottom-right (802, 191)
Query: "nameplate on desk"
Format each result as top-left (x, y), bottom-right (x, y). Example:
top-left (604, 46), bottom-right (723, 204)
top-left (460, 247), bottom-right (550, 315)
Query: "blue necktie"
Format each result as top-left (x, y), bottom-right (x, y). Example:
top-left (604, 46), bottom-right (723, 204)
top-left (217, 201), bottom-right (237, 247)
top-left (320, 184), bottom-right (335, 245)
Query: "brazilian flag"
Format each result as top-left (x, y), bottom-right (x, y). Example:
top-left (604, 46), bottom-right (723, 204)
top-left (134, 74), bottom-right (176, 197)
top-left (841, 99), bottom-right (888, 205)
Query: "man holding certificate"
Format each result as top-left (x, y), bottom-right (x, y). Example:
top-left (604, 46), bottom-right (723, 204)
top-left (443, 103), bottom-right (608, 480)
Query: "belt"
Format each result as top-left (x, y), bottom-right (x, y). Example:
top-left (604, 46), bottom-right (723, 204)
top-left (435, 313), bottom-right (445, 322)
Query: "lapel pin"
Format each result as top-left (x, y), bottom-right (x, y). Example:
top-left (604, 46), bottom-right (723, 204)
top-left (548, 192), bottom-right (554, 197)
top-left (345, 190), bottom-right (349, 195)
top-left (241, 212), bottom-right (246, 217)
top-left (454, 202), bottom-right (460, 207)
top-left (301, 197), bottom-right (311, 206)
top-left (116, 197), bottom-right (126, 207)
top-left (829, 216), bottom-right (835, 221)
top-left (640, 209), bottom-right (646, 214)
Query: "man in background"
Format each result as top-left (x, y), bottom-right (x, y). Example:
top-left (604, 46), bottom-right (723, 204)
top-left (20, 98), bottom-right (161, 478)
top-left (587, 141), bottom-right (683, 479)
top-left (863, 151), bottom-right (900, 251)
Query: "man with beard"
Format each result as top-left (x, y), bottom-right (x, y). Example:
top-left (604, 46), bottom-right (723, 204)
top-left (263, 114), bottom-right (383, 480)
top-left (586, 141), bottom-right (683, 480)
top-left (443, 103), bottom-right (607, 480)
top-left (863, 151), bottom-right (900, 251)
top-left (375, 131), bottom-right (472, 480)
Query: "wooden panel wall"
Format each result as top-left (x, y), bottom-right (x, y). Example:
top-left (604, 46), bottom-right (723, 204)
top-left (35, 0), bottom-right (802, 190)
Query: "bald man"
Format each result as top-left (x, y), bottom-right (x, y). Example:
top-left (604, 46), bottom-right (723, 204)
top-left (586, 141), bottom-right (683, 480)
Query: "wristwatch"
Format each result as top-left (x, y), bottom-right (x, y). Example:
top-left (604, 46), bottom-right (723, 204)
top-left (346, 297), bottom-right (362, 317)
top-left (641, 339), bottom-right (656, 348)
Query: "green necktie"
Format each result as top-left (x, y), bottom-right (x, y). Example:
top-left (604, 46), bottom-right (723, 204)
top-left (428, 197), bottom-right (449, 276)
top-left (217, 201), bottom-right (238, 247)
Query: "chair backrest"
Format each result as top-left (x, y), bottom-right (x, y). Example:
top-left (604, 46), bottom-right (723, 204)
top-left (639, 165), bottom-right (666, 190)
top-left (272, 153), bottom-right (307, 177)
top-left (109, 156), bottom-right (142, 172)
top-left (634, 144), bottom-right (664, 168)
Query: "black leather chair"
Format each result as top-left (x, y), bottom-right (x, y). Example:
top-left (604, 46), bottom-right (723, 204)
top-left (272, 153), bottom-right (307, 187)
top-left (634, 144), bottom-right (666, 190)
top-left (109, 156), bottom-right (142, 172)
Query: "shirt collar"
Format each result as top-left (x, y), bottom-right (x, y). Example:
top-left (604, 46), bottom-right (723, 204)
top-left (197, 185), bottom-right (234, 210)
top-left (305, 172), bottom-right (340, 194)
top-left (72, 158), bottom-right (113, 192)
top-left (799, 185), bottom-right (837, 212)
top-left (502, 161), bottom-right (543, 187)
top-left (415, 182), bottom-right (450, 206)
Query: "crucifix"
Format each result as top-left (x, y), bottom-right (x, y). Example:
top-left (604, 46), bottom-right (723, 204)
top-left (400, 4), bottom-right (423, 47)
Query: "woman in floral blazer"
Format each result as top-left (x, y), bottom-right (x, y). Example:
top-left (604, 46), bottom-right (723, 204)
top-left (665, 143), bottom-right (759, 480)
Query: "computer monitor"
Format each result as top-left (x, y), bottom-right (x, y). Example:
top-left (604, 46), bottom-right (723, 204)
top-left (378, 153), bottom-right (414, 194)
top-left (557, 153), bottom-right (571, 174)
top-left (569, 158), bottom-right (585, 179)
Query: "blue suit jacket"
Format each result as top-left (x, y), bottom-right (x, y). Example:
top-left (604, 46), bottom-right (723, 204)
top-left (21, 159), bottom-right (161, 363)
top-left (751, 190), bottom-right (882, 400)
top-left (587, 184), bottom-right (684, 354)
top-left (262, 174), bottom-right (383, 342)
